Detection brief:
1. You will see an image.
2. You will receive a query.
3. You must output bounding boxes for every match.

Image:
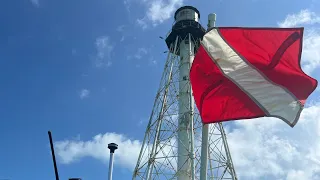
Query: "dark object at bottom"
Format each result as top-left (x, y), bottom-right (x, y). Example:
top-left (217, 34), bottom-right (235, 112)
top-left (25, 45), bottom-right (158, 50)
top-left (69, 178), bottom-right (82, 180)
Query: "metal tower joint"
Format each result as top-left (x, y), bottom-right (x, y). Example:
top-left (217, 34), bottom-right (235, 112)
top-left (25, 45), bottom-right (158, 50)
top-left (188, 152), bottom-right (195, 158)
top-left (165, 6), bottom-right (206, 55)
top-left (179, 118), bottom-right (189, 129)
top-left (176, 169), bottom-right (191, 176)
top-left (182, 75), bottom-right (189, 81)
top-left (148, 157), bottom-right (156, 164)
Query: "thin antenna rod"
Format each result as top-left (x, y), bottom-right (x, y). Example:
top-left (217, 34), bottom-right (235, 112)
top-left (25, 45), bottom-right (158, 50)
top-left (48, 131), bottom-right (60, 180)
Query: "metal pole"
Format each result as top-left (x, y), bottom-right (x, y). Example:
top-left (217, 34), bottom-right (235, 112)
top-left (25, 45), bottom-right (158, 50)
top-left (108, 143), bottom-right (118, 180)
top-left (108, 152), bottom-right (115, 180)
top-left (48, 131), bottom-right (60, 180)
top-left (200, 124), bottom-right (209, 180)
top-left (188, 33), bottom-right (196, 180)
top-left (200, 13), bottom-right (216, 180)
top-left (207, 13), bottom-right (216, 30)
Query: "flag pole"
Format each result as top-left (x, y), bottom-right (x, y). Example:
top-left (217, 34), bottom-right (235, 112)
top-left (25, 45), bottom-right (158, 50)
top-left (48, 131), bottom-right (60, 180)
top-left (108, 143), bottom-right (118, 180)
top-left (200, 13), bottom-right (216, 180)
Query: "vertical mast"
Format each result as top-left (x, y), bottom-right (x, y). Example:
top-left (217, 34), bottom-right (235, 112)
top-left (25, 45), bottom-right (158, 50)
top-left (200, 13), bottom-right (238, 180)
top-left (200, 13), bottom-right (216, 180)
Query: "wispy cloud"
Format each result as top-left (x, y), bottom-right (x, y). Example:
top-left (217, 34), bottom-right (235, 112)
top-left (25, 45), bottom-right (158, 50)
top-left (94, 36), bottom-right (113, 68)
top-left (30, 0), bottom-right (40, 7)
top-left (127, 47), bottom-right (148, 61)
top-left (117, 25), bottom-right (127, 42)
top-left (134, 48), bottom-right (148, 59)
top-left (136, 18), bottom-right (148, 30)
top-left (127, 48), bottom-right (158, 67)
top-left (137, 117), bottom-right (148, 126)
top-left (148, 56), bottom-right (157, 65)
top-left (79, 89), bottom-right (90, 99)
top-left (123, 0), bottom-right (132, 13)
top-left (278, 9), bottom-right (320, 75)
top-left (136, 0), bottom-right (184, 29)
top-left (278, 9), bottom-right (320, 27)
top-left (117, 25), bottom-right (126, 32)
top-left (120, 36), bottom-right (125, 42)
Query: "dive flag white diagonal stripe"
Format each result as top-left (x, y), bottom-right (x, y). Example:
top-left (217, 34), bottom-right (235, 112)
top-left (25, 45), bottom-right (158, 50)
top-left (201, 28), bottom-right (302, 126)
top-left (190, 27), bottom-right (317, 127)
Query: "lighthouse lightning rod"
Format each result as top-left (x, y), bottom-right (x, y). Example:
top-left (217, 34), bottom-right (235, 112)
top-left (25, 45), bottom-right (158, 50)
top-left (48, 131), bottom-right (60, 180)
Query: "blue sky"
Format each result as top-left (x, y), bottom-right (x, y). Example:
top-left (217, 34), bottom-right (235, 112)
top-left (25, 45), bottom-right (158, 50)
top-left (0, 0), bottom-right (320, 180)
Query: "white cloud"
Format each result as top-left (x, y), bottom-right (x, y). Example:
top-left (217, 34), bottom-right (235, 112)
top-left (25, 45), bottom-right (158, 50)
top-left (278, 9), bottom-right (320, 28)
top-left (30, 0), bottom-right (39, 7)
top-left (55, 133), bottom-right (142, 169)
top-left (225, 103), bottom-right (320, 179)
top-left (146, 0), bottom-right (183, 24)
top-left (94, 36), bottom-right (113, 68)
top-left (301, 29), bottom-right (320, 74)
top-left (79, 89), bottom-right (90, 99)
top-left (278, 9), bottom-right (320, 75)
top-left (54, 132), bottom-right (177, 171)
top-left (286, 170), bottom-right (308, 180)
top-left (137, 0), bottom-right (184, 29)
top-left (54, 102), bottom-right (320, 179)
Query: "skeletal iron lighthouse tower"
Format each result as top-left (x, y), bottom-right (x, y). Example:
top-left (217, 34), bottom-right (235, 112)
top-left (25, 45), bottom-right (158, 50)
top-left (133, 6), bottom-right (237, 180)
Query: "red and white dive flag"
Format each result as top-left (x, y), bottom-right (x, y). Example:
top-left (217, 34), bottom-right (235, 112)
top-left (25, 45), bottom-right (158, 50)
top-left (190, 27), bottom-right (318, 127)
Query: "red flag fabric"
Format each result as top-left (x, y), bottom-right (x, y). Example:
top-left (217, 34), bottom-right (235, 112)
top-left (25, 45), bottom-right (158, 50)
top-left (190, 27), bottom-right (318, 127)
